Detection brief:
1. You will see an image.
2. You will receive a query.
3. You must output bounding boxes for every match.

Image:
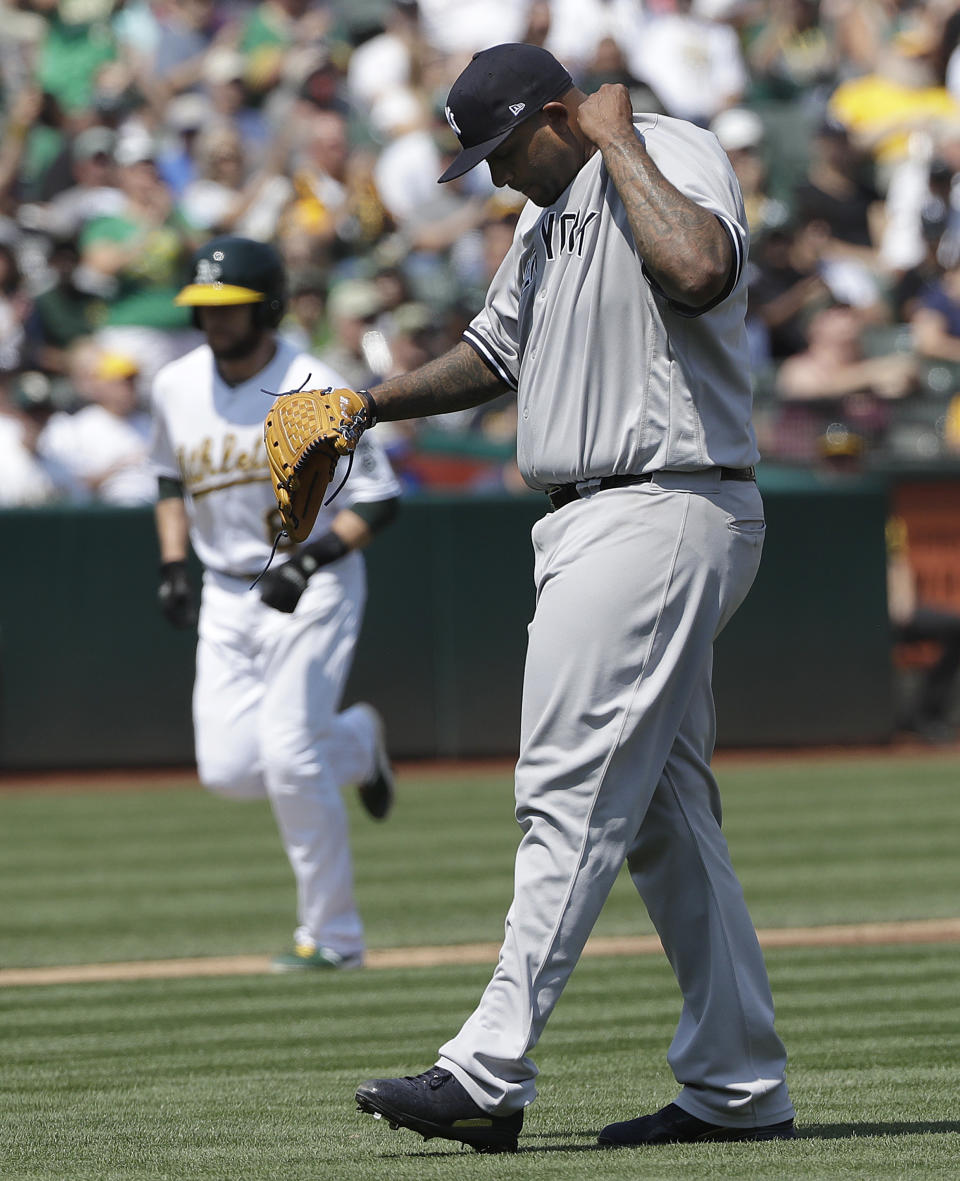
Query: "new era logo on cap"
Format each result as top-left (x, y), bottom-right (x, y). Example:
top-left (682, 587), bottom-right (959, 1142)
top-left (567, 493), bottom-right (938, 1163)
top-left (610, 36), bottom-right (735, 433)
top-left (438, 43), bottom-right (573, 183)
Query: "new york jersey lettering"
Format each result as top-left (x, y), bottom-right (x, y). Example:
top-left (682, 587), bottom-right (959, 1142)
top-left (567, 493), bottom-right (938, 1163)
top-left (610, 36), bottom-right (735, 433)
top-left (539, 208), bottom-right (599, 260)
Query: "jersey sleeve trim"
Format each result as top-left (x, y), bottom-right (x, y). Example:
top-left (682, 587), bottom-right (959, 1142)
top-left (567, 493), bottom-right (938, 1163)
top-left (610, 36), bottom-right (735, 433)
top-left (462, 327), bottom-right (518, 390)
top-left (348, 495), bottom-right (400, 532)
top-left (157, 475), bottom-right (185, 500)
top-left (642, 213), bottom-right (745, 318)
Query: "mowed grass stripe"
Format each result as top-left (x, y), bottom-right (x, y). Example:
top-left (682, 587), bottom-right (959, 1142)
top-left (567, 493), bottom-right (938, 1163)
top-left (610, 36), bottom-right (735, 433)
top-left (0, 775), bottom-right (521, 966)
top-left (3, 757), bottom-right (959, 1179)
top-left (3, 757), bottom-right (960, 967)
top-left (2, 946), bottom-right (959, 1180)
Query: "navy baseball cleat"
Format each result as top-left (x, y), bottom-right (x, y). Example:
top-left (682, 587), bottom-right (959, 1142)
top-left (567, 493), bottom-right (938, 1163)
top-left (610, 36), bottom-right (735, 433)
top-left (355, 1067), bottom-right (523, 1153)
top-left (598, 1102), bottom-right (795, 1147)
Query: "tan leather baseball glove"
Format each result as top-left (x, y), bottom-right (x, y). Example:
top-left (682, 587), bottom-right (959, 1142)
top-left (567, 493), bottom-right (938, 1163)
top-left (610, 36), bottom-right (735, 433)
top-left (263, 386), bottom-right (372, 542)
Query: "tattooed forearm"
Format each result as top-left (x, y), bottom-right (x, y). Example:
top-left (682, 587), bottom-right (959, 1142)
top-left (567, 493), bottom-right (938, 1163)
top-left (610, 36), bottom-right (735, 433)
top-left (600, 135), bottom-right (731, 306)
top-left (369, 340), bottom-right (507, 422)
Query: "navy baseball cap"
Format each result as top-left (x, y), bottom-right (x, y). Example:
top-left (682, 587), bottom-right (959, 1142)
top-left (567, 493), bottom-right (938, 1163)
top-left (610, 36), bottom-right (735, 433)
top-left (438, 43), bottom-right (573, 183)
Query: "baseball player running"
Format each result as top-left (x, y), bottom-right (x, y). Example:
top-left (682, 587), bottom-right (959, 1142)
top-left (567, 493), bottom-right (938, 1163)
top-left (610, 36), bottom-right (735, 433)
top-left (150, 235), bottom-right (401, 971)
top-left (351, 44), bottom-right (795, 1149)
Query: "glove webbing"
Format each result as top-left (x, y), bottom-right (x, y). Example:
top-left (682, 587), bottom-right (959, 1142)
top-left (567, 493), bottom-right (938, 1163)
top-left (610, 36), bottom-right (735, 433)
top-left (250, 449), bottom-right (355, 589)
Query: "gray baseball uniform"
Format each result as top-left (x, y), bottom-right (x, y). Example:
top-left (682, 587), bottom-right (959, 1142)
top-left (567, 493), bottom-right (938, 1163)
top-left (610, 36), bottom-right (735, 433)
top-left (436, 114), bottom-right (794, 1128)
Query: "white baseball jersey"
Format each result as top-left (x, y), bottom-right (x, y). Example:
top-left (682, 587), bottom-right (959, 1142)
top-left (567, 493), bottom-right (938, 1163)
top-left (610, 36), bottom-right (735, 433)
top-left (150, 337), bottom-right (400, 577)
top-left (464, 112), bottom-right (760, 490)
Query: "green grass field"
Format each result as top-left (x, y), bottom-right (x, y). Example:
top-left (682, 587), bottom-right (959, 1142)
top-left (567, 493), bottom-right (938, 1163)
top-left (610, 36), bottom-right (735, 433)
top-left (2, 753), bottom-right (960, 1179)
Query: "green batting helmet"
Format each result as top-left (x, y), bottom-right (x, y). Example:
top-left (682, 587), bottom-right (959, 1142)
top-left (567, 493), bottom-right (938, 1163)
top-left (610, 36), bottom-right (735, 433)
top-left (175, 235), bottom-right (287, 328)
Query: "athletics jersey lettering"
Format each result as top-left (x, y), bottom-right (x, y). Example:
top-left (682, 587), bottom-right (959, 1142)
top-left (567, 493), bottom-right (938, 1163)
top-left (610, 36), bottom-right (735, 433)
top-left (539, 208), bottom-right (599, 260)
top-left (151, 337), bottom-right (400, 574)
top-left (177, 430), bottom-right (268, 494)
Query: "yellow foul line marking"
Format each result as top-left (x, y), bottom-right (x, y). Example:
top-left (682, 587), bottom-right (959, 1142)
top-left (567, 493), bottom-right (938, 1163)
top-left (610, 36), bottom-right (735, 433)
top-left (2, 918), bottom-right (960, 987)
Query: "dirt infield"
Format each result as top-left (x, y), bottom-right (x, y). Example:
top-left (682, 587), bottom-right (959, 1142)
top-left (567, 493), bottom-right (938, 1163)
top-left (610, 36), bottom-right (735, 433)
top-left (2, 739), bottom-right (959, 794)
top-left (2, 917), bottom-right (958, 988)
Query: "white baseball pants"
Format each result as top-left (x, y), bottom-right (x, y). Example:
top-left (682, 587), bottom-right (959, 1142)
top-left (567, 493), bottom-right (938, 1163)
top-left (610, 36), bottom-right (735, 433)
top-left (192, 554), bottom-right (377, 959)
top-left (437, 472), bottom-right (794, 1128)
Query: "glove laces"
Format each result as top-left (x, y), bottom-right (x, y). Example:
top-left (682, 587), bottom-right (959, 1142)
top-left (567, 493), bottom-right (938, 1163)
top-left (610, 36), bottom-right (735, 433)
top-left (252, 373), bottom-right (357, 588)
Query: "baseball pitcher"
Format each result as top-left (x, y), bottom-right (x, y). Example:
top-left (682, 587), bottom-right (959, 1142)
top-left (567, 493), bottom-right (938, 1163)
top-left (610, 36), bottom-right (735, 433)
top-left (309, 44), bottom-right (794, 1150)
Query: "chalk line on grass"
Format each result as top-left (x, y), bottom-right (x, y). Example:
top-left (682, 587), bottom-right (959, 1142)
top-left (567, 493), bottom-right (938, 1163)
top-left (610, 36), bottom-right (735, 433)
top-left (2, 917), bottom-right (959, 987)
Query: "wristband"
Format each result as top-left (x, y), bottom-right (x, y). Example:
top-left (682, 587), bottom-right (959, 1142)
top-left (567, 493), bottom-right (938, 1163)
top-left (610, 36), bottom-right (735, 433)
top-left (359, 388), bottom-right (378, 427)
top-left (298, 530), bottom-right (349, 574)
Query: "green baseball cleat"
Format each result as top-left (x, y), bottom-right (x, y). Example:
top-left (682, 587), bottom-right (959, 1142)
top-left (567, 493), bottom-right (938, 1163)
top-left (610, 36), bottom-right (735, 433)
top-left (271, 944), bottom-right (363, 972)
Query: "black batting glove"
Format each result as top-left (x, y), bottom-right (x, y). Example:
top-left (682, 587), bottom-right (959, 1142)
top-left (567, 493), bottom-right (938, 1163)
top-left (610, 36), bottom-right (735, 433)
top-left (258, 531), bottom-right (349, 614)
top-left (158, 560), bottom-right (198, 629)
top-left (257, 557), bottom-right (311, 614)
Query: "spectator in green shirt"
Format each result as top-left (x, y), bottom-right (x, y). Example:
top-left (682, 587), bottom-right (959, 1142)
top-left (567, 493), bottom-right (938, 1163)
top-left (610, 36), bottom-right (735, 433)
top-left (239, 0), bottom-right (331, 97)
top-left (78, 132), bottom-right (201, 382)
top-left (35, 7), bottom-right (117, 116)
top-left (79, 134), bottom-right (196, 329)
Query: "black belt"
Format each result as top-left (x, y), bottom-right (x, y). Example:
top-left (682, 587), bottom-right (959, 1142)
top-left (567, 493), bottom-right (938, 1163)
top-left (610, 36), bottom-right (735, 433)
top-left (546, 467), bottom-right (756, 512)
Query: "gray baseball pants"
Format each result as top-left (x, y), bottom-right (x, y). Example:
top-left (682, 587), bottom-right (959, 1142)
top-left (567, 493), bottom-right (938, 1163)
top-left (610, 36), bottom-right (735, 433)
top-left (436, 471), bottom-right (795, 1128)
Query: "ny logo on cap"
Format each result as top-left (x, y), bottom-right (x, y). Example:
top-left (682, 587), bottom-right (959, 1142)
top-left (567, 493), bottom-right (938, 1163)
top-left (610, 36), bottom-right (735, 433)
top-left (509, 102), bottom-right (526, 116)
top-left (195, 258), bottom-right (222, 284)
top-left (444, 105), bottom-right (461, 135)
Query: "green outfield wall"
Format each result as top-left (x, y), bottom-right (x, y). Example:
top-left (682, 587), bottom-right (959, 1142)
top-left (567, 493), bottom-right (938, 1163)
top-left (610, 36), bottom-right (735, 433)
top-left (0, 471), bottom-right (894, 770)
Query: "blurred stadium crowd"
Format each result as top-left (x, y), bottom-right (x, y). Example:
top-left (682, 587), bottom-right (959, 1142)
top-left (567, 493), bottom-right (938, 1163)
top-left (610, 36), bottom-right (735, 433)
top-left (5, 0), bottom-right (960, 504)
